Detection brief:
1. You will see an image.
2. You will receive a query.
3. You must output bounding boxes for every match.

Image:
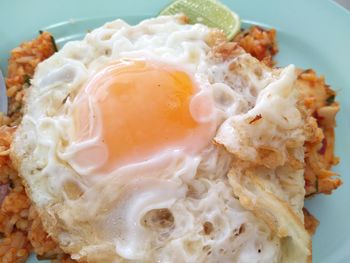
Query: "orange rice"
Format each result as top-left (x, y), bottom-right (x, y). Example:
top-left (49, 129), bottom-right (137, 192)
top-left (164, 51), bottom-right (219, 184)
top-left (0, 32), bottom-right (76, 263)
top-left (234, 26), bottom-right (278, 67)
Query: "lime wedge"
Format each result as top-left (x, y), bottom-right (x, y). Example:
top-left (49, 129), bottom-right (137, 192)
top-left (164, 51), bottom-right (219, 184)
top-left (159, 0), bottom-right (241, 40)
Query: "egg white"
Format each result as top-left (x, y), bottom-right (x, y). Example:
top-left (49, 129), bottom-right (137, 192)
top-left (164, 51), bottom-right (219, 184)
top-left (11, 15), bottom-right (310, 263)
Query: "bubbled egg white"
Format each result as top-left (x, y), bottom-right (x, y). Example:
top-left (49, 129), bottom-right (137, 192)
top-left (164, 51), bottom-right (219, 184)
top-left (11, 15), bottom-right (301, 263)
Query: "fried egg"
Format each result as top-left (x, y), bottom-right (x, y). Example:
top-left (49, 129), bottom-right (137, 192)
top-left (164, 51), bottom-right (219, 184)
top-left (11, 15), bottom-right (310, 262)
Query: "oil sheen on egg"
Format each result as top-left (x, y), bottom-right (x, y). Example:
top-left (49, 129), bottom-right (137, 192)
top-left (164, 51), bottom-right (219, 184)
top-left (11, 15), bottom-right (309, 263)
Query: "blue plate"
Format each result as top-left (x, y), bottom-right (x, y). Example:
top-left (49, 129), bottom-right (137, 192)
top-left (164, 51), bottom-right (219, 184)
top-left (1, 0), bottom-right (349, 262)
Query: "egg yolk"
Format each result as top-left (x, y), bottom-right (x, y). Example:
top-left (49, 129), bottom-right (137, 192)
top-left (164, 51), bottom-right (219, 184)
top-left (73, 60), bottom-right (214, 173)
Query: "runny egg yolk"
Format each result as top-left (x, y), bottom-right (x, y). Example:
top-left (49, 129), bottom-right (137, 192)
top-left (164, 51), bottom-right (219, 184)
top-left (73, 60), bottom-right (215, 173)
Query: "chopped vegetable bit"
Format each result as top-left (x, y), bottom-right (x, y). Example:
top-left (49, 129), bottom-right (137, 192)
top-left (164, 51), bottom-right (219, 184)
top-left (326, 95), bottom-right (335, 105)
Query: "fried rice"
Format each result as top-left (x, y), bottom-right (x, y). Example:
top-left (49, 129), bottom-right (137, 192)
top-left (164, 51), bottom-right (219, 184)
top-left (0, 26), bottom-right (340, 263)
top-left (0, 32), bottom-right (75, 263)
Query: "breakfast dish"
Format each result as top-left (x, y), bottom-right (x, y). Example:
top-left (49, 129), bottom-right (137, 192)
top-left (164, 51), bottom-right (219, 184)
top-left (0, 1), bottom-right (342, 263)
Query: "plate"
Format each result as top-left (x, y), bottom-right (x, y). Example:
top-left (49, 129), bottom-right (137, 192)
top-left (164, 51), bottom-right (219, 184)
top-left (1, 0), bottom-right (350, 262)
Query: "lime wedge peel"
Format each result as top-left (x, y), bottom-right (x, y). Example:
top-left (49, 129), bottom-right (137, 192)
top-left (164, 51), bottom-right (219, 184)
top-left (159, 0), bottom-right (241, 40)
